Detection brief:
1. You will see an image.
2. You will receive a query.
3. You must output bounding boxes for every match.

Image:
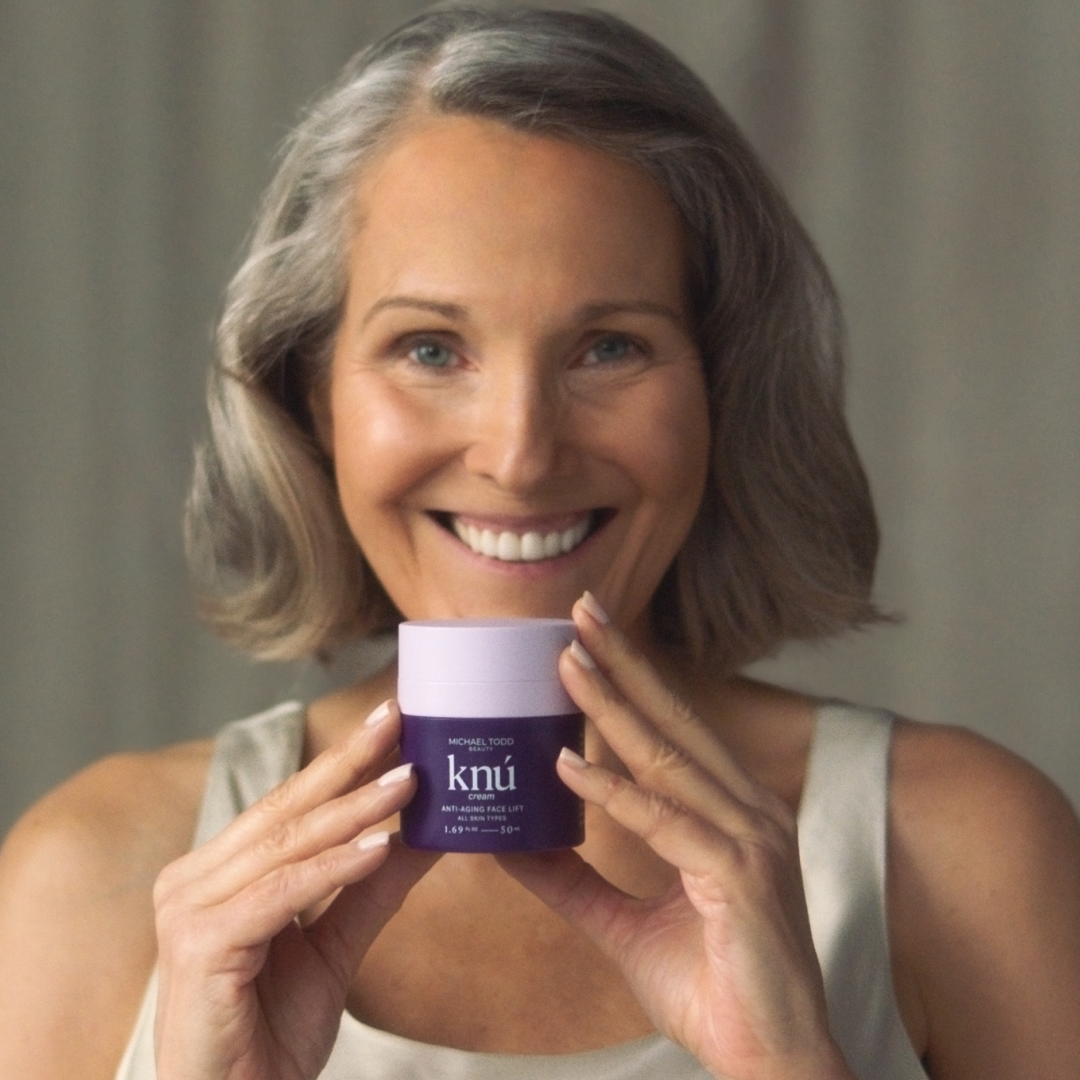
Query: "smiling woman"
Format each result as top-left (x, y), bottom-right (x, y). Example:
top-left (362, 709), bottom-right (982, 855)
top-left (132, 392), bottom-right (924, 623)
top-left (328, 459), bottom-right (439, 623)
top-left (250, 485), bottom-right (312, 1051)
top-left (1, 7), bottom-right (1078, 1080)
top-left (186, 7), bottom-right (881, 671)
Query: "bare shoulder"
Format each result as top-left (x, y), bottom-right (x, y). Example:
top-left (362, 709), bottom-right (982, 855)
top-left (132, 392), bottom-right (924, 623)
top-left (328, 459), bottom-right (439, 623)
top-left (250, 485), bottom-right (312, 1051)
top-left (890, 719), bottom-right (1080, 882)
top-left (889, 720), bottom-right (1080, 912)
top-left (0, 739), bottom-right (214, 919)
top-left (888, 720), bottom-right (1080, 1079)
top-left (0, 739), bottom-right (214, 1080)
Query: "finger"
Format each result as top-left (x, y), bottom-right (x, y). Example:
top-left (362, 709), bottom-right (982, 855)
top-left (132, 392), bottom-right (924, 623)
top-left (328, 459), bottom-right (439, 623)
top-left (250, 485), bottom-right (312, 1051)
top-left (157, 829), bottom-right (400, 965)
top-left (169, 762), bottom-right (419, 911)
top-left (572, 594), bottom-right (765, 807)
top-left (556, 747), bottom-right (754, 885)
top-left (181, 700), bottom-right (402, 879)
top-left (496, 848), bottom-right (644, 961)
top-left (560, 641), bottom-right (765, 833)
top-left (305, 840), bottom-right (442, 990)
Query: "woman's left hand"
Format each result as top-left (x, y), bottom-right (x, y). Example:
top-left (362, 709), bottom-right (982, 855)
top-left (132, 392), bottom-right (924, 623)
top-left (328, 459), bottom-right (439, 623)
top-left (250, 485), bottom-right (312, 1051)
top-left (499, 594), bottom-right (854, 1080)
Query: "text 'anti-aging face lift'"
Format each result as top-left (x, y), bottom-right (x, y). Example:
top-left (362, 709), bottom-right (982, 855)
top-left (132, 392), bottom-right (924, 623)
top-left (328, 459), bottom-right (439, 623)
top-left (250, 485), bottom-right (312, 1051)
top-left (398, 619), bottom-right (585, 853)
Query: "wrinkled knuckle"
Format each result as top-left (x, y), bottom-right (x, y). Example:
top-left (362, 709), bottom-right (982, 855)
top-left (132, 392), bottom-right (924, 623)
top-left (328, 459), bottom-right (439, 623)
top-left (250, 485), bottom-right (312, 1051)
top-left (319, 841), bottom-right (364, 887)
top-left (255, 817), bottom-right (303, 861)
top-left (320, 736), bottom-right (360, 779)
top-left (641, 791), bottom-right (686, 841)
top-left (748, 807), bottom-right (795, 857)
top-left (646, 738), bottom-right (695, 781)
top-left (257, 859), bottom-right (311, 914)
top-left (664, 688), bottom-right (697, 729)
top-left (737, 821), bottom-right (798, 891)
top-left (241, 866), bottom-right (292, 926)
top-left (259, 773), bottom-right (302, 815)
top-left (263, 864), bottom-right (298, 907)
top-left (734, 837), bottom-right (779, 887)
top-left (594, 768), bottom-right (628, 805)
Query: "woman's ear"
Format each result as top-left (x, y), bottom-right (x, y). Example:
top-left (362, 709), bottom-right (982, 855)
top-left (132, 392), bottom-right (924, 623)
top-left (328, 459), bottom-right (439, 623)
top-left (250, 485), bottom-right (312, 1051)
top-left (308, 379), bottom-right (334, 459)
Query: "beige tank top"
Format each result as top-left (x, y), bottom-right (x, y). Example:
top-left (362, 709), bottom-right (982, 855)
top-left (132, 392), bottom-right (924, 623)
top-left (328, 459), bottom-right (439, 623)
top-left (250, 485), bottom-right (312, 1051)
top-left (114, 700), bottom-right (928, 1080)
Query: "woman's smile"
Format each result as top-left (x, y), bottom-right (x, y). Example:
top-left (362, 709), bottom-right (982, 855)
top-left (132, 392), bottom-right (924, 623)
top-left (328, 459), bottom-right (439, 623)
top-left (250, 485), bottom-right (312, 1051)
top-left (313, 114), bottom-right (710, 635)
top-left (439, 509), bottom-right (606, 563)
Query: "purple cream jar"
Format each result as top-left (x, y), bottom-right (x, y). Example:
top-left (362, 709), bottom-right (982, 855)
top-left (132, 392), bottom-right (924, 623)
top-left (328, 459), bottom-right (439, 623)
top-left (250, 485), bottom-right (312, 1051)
top-left (398, 618), bottom-right (585, 853)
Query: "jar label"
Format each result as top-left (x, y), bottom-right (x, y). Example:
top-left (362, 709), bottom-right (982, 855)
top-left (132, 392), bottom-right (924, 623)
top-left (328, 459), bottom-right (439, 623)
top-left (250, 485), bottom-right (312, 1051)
top-left (400, 713), bottom-right (585, 852)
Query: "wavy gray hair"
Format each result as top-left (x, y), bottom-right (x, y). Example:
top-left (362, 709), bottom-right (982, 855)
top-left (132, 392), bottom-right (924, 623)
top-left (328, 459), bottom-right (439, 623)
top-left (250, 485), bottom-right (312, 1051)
top-left (186, 5), bottom-right (883, 667)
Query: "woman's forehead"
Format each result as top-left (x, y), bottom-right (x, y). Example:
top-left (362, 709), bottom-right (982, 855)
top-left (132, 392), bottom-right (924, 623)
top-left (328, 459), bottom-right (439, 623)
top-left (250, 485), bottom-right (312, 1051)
top-left (344, 114), bottom-right (689, 314)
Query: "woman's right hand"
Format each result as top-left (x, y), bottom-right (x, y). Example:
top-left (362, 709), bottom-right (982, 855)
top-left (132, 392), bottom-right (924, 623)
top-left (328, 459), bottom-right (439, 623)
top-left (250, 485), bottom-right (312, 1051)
top-left (151, 700), bottom-right (437, 1080)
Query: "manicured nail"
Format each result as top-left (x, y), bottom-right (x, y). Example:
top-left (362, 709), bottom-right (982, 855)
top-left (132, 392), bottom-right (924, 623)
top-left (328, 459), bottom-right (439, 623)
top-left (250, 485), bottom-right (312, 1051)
top-left (559, 746), bottom-right (589, 770)
top-left (569, 639), bottom-right (596, 670)
top-left (364, 700), bottom-right (393, 728)
top-left (580, 591), bottom-right (611, 625)
top-left (377, 762), bottom-right (414, 787)
top-left (356, 830), bottom-right (391, 851)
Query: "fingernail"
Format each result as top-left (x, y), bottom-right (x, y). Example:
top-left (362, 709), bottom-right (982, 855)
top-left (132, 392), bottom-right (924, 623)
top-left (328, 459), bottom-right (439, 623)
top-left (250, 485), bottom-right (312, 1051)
top-left (364, 700), bottom-right (393, 728)
top-left (377, 762), bottom-right (413, 787)
top-left (559, 746), bottom-right (589, 770)
top-left (356, 830), bottom-right (391, 851)
top-left (569, 639), bottom-right (596, 670)
top-left (580, 591), bottom-right (610, 625)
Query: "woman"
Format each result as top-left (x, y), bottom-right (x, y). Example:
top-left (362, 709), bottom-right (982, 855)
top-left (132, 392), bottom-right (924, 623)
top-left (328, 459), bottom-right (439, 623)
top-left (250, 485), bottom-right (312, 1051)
top-left (1, 8), bottom-right (1078, 1080)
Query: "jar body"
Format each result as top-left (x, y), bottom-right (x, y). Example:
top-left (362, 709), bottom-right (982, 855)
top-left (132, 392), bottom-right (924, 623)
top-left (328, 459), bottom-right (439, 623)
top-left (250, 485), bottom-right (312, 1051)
top-left (397, 618), bottom-right (584, 853)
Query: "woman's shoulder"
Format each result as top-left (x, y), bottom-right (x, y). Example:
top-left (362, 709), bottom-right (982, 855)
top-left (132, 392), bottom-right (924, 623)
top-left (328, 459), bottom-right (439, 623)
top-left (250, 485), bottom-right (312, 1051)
top-left (1, 737), bottom-right (215, 887)
top-left (889, 717), bottom-right (1080, 882)
top-left (887, 718), bottom-right (1080, 1074)
top-left (888, 717), bottom-right (1080, 964)
top-left (0, 739), bottom-right (214, 1080)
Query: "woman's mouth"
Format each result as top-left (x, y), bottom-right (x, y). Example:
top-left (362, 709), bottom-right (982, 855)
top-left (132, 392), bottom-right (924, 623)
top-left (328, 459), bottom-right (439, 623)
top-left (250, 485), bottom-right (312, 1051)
top-left (434, 511), bottom-right (611, 563)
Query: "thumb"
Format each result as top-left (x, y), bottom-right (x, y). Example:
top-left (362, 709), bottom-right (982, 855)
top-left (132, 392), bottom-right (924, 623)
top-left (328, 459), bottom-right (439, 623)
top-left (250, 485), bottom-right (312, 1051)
top-left (306, 841), bottom-right (441, 988)
top-left (497, 848), bottom-right (638, 957)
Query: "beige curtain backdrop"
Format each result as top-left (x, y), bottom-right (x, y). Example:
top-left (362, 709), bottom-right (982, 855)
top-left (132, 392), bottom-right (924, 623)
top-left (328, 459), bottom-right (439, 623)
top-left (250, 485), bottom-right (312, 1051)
top-left (2, 0), bottom-right (1078, 836)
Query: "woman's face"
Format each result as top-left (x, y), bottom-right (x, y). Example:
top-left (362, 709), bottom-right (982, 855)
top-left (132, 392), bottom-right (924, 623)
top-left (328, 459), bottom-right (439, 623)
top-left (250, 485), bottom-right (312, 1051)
top-left (315, 115), bottom-right (710, 640)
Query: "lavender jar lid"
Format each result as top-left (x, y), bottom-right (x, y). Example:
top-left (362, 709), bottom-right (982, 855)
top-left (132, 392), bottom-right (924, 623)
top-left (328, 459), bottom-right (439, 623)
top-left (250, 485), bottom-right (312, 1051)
top-left (397, 618), bottom-right (578, 719)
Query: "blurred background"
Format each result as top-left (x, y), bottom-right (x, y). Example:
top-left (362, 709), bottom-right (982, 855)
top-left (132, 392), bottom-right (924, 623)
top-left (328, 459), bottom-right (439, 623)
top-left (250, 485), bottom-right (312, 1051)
top-left (2, 0), bottom-right (1078, 836)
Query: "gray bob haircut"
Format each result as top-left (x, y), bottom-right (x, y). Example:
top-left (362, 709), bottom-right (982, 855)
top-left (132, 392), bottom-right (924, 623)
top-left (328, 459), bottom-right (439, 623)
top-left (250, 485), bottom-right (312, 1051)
top-left (186, 4), bottom-right (884, 668)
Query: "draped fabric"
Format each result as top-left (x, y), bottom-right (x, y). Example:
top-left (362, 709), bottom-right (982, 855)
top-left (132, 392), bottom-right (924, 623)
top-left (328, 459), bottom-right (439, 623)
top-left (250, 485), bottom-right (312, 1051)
top-left (2, 0), bottom-right (1078, 834)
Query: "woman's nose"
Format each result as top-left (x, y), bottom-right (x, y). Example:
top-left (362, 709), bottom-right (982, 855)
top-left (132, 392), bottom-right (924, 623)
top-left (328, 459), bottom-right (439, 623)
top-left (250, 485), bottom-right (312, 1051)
top-left (462, 368), bottom-right (572, 493)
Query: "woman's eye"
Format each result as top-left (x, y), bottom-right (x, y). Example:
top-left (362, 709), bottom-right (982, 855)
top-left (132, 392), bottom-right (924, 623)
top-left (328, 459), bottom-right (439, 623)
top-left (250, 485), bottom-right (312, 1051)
top-left (408, 340), bottom-right (456, 368)
top-left (585, 335), bottom-right (636, 365)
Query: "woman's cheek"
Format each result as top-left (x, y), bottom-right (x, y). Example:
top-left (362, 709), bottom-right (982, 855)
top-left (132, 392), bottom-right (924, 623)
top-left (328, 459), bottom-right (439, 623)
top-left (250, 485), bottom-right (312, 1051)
top-left (332, 376), bottom-right (455, 501)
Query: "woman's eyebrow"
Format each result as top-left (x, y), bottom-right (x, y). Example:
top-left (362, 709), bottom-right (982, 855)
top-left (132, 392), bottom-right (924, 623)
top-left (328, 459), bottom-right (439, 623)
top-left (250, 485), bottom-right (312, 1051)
top-left (360, 296), bottom-right (683, 329)
top-left (360, 296), bottom-right (467, 328)
top-left (575, 300), bottom-right (684, 325)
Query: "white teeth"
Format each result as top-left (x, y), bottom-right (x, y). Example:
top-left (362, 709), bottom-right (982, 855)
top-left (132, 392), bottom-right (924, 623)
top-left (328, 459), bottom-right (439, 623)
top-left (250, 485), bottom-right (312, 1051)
top-left (497, 531), bottom-right (522, 561)
top-left (520, 532), bottom-right (545, 561)
top-left (451, 515), bottom-right (593, 562)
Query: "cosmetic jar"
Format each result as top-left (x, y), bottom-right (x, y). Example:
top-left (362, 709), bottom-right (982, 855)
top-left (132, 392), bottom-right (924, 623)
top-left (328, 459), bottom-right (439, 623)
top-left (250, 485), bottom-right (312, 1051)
top-left (398, 618), bottom-right (585, 853)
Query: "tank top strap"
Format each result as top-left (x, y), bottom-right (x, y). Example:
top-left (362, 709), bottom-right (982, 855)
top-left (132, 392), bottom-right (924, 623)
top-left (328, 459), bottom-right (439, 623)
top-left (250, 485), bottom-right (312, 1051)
top-left (798, 702), bottom-right (928, 1080)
